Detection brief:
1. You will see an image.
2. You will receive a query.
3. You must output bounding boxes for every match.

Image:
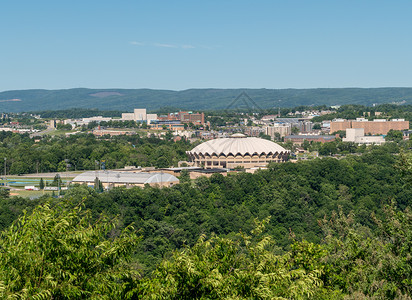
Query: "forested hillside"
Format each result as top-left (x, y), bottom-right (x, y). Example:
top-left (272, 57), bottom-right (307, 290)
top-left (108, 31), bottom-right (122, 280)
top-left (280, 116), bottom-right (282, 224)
top-left (0, 145), bottom-right (411, 298)
top-left (2, 87), bottom-right (412, 112)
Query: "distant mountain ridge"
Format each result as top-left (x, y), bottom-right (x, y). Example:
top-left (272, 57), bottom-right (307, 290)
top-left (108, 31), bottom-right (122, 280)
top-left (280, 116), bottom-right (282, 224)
top-left (1, 87), bottom-right (412, 113)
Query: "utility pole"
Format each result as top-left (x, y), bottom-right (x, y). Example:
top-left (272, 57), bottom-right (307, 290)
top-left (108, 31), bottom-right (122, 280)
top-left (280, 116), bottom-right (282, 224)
top-left (4, 158), bottom-right (6, 186)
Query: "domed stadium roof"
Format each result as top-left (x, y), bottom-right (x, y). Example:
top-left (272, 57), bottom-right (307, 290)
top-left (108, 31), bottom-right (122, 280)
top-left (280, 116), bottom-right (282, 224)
top-left (188, 134), bottom-right (288, 156)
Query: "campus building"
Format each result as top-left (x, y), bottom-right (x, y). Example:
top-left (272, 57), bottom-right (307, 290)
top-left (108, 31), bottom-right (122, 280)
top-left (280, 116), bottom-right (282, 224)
top-left (158, 111), bottom-right (205, 125)
top-left (265, 123), bottom-right (292, 138)
top-left (342, 128), bottom-right (385, 145)
top-left (330, 118), bottom-right (409, 135)
top-left (178, 111), bottom-right (205, 125)
top-left (186, 133), bottom-right (289, 169)
top-left (150, 120), bottom-right (185, 130)
top-left (121, 109), bottom-right (158, 124)
top-left (72, 171), bottom-right (179, 188)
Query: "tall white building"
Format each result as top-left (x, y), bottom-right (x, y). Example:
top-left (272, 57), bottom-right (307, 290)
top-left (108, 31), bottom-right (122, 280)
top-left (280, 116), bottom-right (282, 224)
top-left (121, 109), bottom-right (158, 124)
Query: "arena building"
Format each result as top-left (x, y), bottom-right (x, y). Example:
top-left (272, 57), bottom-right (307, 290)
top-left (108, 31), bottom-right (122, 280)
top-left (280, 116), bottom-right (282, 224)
top-left (187, 133), bottom-right (289, 169)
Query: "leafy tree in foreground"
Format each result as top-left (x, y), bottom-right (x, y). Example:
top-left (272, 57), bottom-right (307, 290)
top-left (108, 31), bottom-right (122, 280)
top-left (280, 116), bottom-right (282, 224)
top-left (0, 201), bottom-right (141, 299)
top-left (142, 218), bottom-right (341, 299)
top-left (320, 204), bottom-right (412, 299)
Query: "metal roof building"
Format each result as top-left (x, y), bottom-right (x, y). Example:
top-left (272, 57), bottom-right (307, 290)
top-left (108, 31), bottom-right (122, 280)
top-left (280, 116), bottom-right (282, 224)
top-left (72, 171), bottom-right (179, 188)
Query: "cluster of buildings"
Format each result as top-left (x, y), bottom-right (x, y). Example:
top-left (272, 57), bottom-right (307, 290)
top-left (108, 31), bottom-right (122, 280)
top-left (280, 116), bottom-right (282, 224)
top-left (264, 119), bottom-right (315, 139)
top-left (259, 115), bottom-right (410, 146)
top-left (0, 121), bottom-right (40, 134)
top-left (72, 133), bottom-right (290, 188)
top-left (286, 109), bottom-right (335, 117)
top-left (152, 111), bottom-right (206, 130)
top-left (54, 109), bottom-right (207, 132)
top-left (121, 109), bottom-right (206, 129)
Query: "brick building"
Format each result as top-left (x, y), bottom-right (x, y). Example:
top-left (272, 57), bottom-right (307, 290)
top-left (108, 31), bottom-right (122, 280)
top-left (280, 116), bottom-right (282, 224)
top-left (178, 112), bottom-right (205, 125)
top-left (330, 118), bottom-right (409, 135)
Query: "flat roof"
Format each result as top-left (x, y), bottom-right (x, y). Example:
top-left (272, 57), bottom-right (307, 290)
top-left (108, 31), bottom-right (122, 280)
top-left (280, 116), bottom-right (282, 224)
top-left (193, 168), bottom-right (228, 173)
top-left (160, 167), bottom-right (203, 171)
top-left (285, 135), bottom-right (336, 140)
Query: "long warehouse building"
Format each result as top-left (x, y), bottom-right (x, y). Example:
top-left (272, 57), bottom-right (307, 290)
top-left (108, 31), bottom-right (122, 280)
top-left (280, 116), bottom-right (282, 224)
top-left (72, 171), bottom-right (179, 188)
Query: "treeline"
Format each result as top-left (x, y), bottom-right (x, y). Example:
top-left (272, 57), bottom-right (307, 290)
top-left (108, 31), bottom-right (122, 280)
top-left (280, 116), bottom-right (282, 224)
top-left (31, 108), bottom-right (124, 119)
top-left (0, 131), bottom-right (190, 174)
top-left (0, 149), bottom-right (411, 298)
top-left (311, 103), bottom-right (412, 123)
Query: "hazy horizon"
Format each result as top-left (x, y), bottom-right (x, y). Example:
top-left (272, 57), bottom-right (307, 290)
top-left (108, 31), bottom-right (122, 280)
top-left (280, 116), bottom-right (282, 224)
top-left (2, 1), bottom-right (412, 91)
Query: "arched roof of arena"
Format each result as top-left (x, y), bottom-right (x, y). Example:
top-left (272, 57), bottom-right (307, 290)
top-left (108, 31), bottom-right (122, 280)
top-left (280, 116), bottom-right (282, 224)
top-left (188, 134), bottom-right (288, 156)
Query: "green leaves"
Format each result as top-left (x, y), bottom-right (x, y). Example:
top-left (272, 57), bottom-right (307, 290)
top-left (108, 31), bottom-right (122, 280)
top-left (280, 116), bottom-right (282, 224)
top-left (143, 219), bottom-right (335, 299)
top-left (320, 204), bottom-right (412, 298)
top-left (0, 201), bottom-right (141, 299)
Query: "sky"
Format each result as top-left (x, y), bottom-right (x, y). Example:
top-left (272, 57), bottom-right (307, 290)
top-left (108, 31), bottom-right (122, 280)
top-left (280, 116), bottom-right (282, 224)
top-left (1, 0), bottom-right (412, 91)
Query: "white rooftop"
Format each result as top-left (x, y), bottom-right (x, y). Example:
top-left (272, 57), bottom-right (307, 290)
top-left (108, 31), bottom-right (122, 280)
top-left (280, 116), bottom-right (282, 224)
top-left (72, 171), bottom-right (179, 184)
top-left (188, 135), bottom-right (288, 156)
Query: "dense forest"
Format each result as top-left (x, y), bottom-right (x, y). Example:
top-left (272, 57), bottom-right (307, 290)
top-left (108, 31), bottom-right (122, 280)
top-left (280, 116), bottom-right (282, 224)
top-left (2, 87), bottom-right (412, 112)
top-left (0, 132), bottom-right (191, 174)
top-left (0, 144), bottom-right (411, 298)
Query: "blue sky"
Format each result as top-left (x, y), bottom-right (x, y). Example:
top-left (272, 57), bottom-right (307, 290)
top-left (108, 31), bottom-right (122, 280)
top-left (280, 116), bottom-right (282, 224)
top-left (1, 0), bottom-right (412, 91)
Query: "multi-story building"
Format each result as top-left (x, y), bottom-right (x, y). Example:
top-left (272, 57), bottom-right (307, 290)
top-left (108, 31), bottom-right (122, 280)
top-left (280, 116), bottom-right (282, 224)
top-left (158, 113), bottom-right (179, 121)
top-left (150, 120), bottom-right (185, 131)
top-left (330, 118), bottom-right (409, 135)
top-left (298, 121), bottom-right (313, 133)
top-left (178, 111), bottom-right (205, 125)
top-left (244, 126), bottom-right (265, 137)
top-left (121, 109), bottom-right (157, 124)
top-left (265, 123), bottom-right (292, 139)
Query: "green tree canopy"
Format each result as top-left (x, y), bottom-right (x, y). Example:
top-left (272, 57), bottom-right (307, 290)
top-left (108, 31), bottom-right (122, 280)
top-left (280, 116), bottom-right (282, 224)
top-left (0, 201), bottom-right (140, 299)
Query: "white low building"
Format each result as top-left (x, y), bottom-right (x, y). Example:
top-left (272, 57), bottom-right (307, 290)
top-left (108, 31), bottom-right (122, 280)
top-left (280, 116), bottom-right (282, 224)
top-left (343, 128), bottom-right (385, 145)
top-left (72, 170), bottom-right (179, 188)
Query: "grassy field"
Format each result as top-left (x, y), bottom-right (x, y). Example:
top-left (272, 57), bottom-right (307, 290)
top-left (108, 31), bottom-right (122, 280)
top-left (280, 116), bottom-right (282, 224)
top-left (48, 129), bottom-right (79, 136)
top-left (9, 189), bottom-right (53, 198)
